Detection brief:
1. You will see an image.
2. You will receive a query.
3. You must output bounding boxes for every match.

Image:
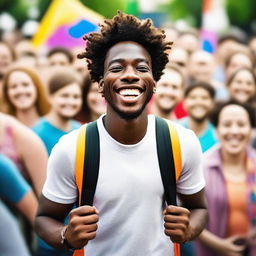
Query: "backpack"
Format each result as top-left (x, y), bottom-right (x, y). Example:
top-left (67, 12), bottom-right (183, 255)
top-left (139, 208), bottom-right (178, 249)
top-left (73, 116), bottom-right (182, 256)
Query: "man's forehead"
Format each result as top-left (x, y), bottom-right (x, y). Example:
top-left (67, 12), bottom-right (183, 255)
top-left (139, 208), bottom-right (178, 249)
top-left (105, 41), bottom-right (151, 65)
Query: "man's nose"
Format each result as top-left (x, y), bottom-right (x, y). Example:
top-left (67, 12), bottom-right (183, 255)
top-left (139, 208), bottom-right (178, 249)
top-left (120, 66), bottom-right (140, 83)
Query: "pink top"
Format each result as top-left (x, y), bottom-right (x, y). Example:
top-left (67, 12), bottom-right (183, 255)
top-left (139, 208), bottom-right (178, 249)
top-left (0, 124), bottom-right (29, 181)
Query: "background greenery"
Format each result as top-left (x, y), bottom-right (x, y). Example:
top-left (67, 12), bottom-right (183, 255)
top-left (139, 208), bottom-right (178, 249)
top-left (0, 0), bottom-right (255, 33)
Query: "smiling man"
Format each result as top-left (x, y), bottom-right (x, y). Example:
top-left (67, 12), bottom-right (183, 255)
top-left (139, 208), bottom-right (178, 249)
top-left (35, 12), bottom-right (208, 256)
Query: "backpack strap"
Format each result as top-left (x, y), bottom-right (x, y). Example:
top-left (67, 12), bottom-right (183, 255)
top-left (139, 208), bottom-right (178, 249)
top-left (74, 121), bottom-right (100, 256)
top-left (155, 116), bottom-right (182, 256)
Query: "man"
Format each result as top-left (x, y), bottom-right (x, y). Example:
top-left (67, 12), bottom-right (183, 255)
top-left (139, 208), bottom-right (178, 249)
top-left (180, 81), bottom-right (217, 153)
top-left (150, 64), bottom-right (185, 120)
top-left (35, 12), bottom-right (207, 256)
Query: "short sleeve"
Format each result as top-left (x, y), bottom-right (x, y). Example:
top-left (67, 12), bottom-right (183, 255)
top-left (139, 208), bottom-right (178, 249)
top-left (42, 130), bottom-right (78, 204)
top-left (0, 155), bottom-right (30, 203)
top-left (175, 125), bottom-right (205, 195)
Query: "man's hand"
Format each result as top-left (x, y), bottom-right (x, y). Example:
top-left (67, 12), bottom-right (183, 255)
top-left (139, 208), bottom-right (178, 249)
top-left (65, 205), bottom-right (99, 249)
top-left (163, 205), bottom-right (191, 243)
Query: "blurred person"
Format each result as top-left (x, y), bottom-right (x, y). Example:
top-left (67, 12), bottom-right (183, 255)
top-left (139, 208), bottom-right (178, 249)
top-left (2, 66), bottom-right (50, 127)
top-left (175, 30), bottom-right (200, 55)
top-left (180, 81), bottom-right (217, 153)
top-left (188, 50), bottom-right (227, 100)
top-left (33, 68), bottom-right (82, 256)
top-left (0, 112), bottom-right (48, 196)
top-left (33, 68), bottom-right (82, 156)
top-left (215, 35), bottom-right (248, 83)
top-left (75, 75), bottom-right (106, 123)
top-left (0, 154), bottom-right (38, 256)
top-left (248, 35), bottom-right (256, 58)
top-left (47, 47), bottom-right (73, 67)
top-left (196, 100), bottom-right (256, 256)
top-left (0, 41), bottom-right (15, 79)
top-left (167, 47), bottom-right (189, 76)
top-left (226, 68), bottom-right (256, 105)
top-left (225, 50), bottom-right (253, 79)
top-left (71, 46), bottom-right (89, 79)
top-left (150, 64), bottom-right (185, 120)
top-left (15, 39), bottom-right (36, 59)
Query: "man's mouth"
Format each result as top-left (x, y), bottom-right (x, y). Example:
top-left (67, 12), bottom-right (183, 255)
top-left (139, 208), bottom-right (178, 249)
top-left (118, 88), bottom-right (141, 97)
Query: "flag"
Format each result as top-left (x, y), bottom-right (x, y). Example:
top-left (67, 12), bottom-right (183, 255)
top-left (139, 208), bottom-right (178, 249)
top-left (201, 0), bottom-right (229, 53)
top-left (32, 0), bottom-right (104, 49)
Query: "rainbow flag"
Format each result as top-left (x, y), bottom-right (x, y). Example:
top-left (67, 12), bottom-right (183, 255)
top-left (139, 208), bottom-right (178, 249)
top-left (32, 0), bottom-right (104, 49)
top-left (201, 0), bottom-right (228, 53)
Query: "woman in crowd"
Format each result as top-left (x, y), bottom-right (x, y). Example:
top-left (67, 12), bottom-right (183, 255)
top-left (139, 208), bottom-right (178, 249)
top-left (226, 68), bottom-right (256, 106)
top-left (0, 112), bottom-right (48, 196)
top-left (196, 100), bottom-right (256, 256)
top-left (75, 74), bottom-right (106, 123)
top-left (2, 66), bottom-right (50, 127)
top-left (33, 68), bottom-right (82, 256)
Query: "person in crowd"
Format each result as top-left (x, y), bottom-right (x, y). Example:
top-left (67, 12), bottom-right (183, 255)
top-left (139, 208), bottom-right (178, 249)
top-left (180, 81), bottom-right (217, 153)
top-left (196, 100), bottom-right (256, 256)
top-left (175, 30), bottom-right (200, 55)
top-left (33, 68), bottom-right (82, 156)
top-left (0, 154), bottom-right (38, 256)
top-left (47, 47), bottom-right (73, 67)
top-left (187, 50), bottom-right (227, 101)
top-left (225, 50), bottom-right (253, 79)
top-left (150, 64), bottom-right (185, 120)
top-left (248, 35), bottom-right (256, 58)
top-left (226, 68), bottom-right (256, 106)
top-left (0, 41), bottom-right (15, 80)
top-left (35, 12), bottom-right (207, 256)
top-left (167, 47), bottom-right (189, 76)
top-left (75, 75), bottom-right (106, 123)
top-left (2, 66), bottom-right (50, 127)
top-left (0, 112), bottom-right (47, 196)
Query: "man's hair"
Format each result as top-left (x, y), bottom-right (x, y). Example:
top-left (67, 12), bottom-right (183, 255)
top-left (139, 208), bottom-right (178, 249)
top-left (47, 47), bottom-right (73, 63)
top-left (184, 81), bottom-right (215, 99)
top-left (78, 11), bottom-right (172, 82)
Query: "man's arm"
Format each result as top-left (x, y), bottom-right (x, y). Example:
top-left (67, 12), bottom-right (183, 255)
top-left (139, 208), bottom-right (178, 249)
top-left (35, 195), bottom-right (99, 250)
top-left (163, 188), bottom-right (208, 243)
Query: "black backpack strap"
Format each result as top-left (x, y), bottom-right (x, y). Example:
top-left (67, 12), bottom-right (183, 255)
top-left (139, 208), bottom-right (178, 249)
top-left (80, 120), bottom-right (100, 206)
top-left (155, 116), bottom-right (177, 206)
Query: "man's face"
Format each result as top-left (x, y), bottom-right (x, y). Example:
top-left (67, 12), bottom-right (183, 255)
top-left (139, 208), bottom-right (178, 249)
top-left (184, 87), bottom-right (214, 122)
top-left (188, 51), bottom-right (215, 82)
top-left (102, 41), bottom-right (155, 120)
top-left (155, 70), bottom-right (183, 114)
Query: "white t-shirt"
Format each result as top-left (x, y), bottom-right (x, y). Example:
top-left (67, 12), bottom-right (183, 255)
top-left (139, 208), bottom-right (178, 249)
top-left (43, 115), bottom-right (205, 256)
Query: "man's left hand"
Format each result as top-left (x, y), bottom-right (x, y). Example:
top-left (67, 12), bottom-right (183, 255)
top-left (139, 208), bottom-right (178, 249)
top-left (163, 205), bottom-right (191, 243)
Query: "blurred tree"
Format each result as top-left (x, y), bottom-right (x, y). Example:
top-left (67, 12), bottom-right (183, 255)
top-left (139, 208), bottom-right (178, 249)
top-left (226, 0), bottom-right (256, 32)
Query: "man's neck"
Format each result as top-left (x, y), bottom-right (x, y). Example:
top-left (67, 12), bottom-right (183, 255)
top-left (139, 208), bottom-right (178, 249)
top-left (45, 111), bottom-right (71, 132)
top-left (16, 107), bottom-right (40, 127)
top-left (103, 109), bottom-right (148, 145)
top-left (187, 117), bottom-right (208, 137)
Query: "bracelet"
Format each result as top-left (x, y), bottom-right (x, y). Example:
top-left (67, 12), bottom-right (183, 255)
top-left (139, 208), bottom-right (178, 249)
top-left (60, 226), bottom-right (76, 252)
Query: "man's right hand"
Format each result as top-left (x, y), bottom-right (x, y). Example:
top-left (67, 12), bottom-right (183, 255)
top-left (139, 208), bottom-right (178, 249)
top-left (65, 205), bottom-right (99, 249)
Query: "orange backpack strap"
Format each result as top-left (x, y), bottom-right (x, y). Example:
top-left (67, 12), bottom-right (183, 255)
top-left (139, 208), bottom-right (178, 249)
top-left (166, 120), bottom-right (182, 256)
top-left (73, 124), bottom-right (87, 256)
top-left (167, 122), bottom-right (182, 181)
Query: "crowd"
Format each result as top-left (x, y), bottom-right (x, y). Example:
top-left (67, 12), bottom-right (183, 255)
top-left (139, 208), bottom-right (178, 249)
top-left (0, 12), bottom-right (256, 256)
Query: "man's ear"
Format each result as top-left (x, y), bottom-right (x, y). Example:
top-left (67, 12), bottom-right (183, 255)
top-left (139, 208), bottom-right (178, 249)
top-left (98, 79), bottom-right (104, 94)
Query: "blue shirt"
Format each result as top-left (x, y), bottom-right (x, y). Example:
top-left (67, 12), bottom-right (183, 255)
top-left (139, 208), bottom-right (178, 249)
top-left (0, 154), bottom-right (30, 203)
top-left (179, 117), bottom-right (218, 153)
top-left (32, 118), bottom-right (81, 155)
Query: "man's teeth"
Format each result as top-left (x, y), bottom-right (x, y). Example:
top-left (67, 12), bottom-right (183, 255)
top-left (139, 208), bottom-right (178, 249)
top-left (119, 89), bottom-right (141, 96)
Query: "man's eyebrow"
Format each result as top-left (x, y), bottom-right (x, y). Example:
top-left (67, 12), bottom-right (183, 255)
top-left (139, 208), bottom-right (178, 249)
top-left (108, 58), bottom-right (150, 67)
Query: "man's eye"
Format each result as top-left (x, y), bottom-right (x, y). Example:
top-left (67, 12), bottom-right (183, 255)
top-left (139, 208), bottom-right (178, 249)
top-left (109, 66), bottom-right (122, 72)
top-left (137, 66), bottom-right (149, 72)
